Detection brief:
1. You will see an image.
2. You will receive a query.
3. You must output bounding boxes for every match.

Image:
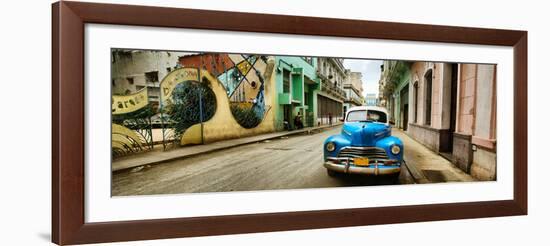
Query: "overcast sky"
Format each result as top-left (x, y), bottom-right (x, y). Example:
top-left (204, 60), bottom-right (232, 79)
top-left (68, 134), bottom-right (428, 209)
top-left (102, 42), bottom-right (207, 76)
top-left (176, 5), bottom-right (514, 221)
top-left (343, 59), bottom-right (383, 97)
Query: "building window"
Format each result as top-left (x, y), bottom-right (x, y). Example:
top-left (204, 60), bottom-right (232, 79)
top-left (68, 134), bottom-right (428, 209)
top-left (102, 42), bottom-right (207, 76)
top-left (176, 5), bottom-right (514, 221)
top-left (111, 79), bottom-right (116, 87)
top-left (414, 81), bottom-right (419, 123)
top-left (127, 77), bottom-right (134, 85)
top-left (166, 67), bottom-right (172, 72)
top-left (301, 57), bottom-right (313, 65)
top-left (145, 71), bottom-right (159, 83)
top-left (424, 70), bottom-right (433, 126)
top-left (283, 69), bottom-right (290, 93)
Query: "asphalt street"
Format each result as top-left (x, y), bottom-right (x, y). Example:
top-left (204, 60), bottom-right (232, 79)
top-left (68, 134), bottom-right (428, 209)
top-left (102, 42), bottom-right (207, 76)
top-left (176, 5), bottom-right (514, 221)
top-left (112, 126), bottom-right (415, 196)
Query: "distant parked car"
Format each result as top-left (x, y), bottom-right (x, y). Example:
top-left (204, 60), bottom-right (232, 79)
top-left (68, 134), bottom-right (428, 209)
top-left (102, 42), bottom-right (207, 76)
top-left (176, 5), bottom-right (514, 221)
top-left (323, 106), bottom-right (404, 183)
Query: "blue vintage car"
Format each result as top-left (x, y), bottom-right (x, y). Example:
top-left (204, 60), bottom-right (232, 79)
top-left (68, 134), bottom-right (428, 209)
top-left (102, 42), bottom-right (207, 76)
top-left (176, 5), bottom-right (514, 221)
top-left (323, 106), bottom-right (404, 182)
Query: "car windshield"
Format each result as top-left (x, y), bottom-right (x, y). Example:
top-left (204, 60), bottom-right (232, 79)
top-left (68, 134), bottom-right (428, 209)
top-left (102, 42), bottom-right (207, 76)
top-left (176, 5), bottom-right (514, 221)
top-left (346, 110), bottom-right (387, 123)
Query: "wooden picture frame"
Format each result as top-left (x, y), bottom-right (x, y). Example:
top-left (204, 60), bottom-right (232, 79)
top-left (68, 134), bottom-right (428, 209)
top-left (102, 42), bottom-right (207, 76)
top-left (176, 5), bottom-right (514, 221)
top-left (52, 1), bottom-right (527, 245)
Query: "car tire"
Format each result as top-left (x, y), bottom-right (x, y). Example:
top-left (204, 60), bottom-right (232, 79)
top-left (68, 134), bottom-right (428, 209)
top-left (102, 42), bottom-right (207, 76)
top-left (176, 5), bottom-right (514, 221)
top-left (327, 169), bottom-right (338, 177)
top-left (389, 172), bottom-right (400, 184)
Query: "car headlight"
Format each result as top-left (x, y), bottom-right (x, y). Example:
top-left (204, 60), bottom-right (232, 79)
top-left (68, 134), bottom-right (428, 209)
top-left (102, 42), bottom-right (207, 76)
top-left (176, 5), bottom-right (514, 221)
top-left (326, 142), bottom-right (336, 152)
top-left (391, 145), bottom-right (401, 155)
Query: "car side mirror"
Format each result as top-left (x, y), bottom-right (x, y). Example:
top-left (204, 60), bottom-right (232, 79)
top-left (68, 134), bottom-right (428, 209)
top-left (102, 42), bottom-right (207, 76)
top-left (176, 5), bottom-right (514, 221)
top-left (389, 120), bottom-right (395, 125)
top-left (339, 118), bottom-right (345, 122)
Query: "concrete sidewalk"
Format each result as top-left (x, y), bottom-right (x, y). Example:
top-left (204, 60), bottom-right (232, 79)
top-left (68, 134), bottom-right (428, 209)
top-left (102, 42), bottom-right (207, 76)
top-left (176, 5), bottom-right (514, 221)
top-left (392, 128), bottom-right (475, 184)
top-left (112, 124), bottom-right (342, 172)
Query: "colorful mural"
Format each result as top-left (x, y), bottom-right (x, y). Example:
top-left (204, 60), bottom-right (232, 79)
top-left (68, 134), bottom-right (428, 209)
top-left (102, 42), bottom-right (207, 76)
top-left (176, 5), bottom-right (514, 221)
top-left (164, 80), bottom-right (217, 143)
top-left (111, 88), bottom-right (154, 157)
top-left (112, 51), bottom-right (277, 157)
top-left (180, 54), bottom-right (270, 129)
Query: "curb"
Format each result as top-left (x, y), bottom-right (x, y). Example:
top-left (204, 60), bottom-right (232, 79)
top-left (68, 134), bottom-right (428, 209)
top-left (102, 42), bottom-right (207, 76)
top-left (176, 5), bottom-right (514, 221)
top-left (113, 123), bottom-right (342, 173)
top-left (402, 160), bottom-right (430, 184)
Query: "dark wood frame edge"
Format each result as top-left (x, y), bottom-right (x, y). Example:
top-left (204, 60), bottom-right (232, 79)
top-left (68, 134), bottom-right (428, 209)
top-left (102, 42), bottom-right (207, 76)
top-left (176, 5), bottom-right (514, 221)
top-left (52, 1), bottom-right (527, 245)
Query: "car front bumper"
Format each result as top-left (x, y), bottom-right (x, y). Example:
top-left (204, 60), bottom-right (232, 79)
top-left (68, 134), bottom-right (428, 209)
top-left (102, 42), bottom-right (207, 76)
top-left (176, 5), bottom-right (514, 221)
top-left (323, 160), bottom-right (401, 175)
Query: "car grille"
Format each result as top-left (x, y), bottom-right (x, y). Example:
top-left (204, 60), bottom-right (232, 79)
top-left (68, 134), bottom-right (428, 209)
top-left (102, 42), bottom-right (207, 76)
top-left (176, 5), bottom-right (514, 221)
top-left (337, 147), bottom-right (389, 161)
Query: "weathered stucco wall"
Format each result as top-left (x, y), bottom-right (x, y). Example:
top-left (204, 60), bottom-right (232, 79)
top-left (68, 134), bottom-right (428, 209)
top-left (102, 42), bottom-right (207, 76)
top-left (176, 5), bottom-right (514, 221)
top-left (407, 62), bottom-right (455, 153)
top-left (111, 50), bottom-right (186, 100)
top-left (180, 66), bottom-right (277, 145)
top-left (453, 64), bottom-right (497, 181)
top-left (457, 64), bottom-right (476, 135)
top-left (408, 123), bottom-right (440, 151)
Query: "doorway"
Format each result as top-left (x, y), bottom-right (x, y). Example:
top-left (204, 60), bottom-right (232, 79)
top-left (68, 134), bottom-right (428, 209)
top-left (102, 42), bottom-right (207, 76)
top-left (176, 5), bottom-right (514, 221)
top-left (403, 104), bottom-right (409, 131)
top-left (440, 64), bottom-right (458, 157)
top-left (448, 64), bottom-right (458, 149)
top-left (400, 84), bottom-right (409, 130)
top-left (283, 105), bottom-right (291, 130)
top-left (424, 70), bottom-right (433, 126)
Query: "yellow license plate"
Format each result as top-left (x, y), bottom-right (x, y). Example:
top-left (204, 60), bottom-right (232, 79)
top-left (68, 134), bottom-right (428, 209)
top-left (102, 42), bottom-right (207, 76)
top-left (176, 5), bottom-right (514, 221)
top-left (354, 157), bottom-right (370, 166)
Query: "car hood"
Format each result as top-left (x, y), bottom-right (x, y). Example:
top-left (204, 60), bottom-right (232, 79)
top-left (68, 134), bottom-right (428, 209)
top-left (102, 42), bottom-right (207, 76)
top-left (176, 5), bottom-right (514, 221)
top-left (342, 122), bottom-right (391, 146)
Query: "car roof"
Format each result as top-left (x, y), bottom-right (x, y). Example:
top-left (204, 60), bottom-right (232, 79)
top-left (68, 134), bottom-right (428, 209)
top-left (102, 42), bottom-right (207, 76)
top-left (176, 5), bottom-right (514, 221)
top-left (346, 106), bottom-right (388, 115)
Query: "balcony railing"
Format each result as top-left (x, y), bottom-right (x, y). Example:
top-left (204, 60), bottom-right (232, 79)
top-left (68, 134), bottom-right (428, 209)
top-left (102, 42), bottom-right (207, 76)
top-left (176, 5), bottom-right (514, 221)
top-left (317, 72), bottom-right (346, 100)
top-left (351, 97), bottom-right (363, 105)
top-left (322, 80), bottom-right (346, 99)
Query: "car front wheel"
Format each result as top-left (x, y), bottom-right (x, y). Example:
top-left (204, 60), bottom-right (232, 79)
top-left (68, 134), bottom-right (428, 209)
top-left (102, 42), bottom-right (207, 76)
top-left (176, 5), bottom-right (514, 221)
top-left (327, 169), bottom-right (338, 177)
top-left (387, 172), bottom-right (400, 184)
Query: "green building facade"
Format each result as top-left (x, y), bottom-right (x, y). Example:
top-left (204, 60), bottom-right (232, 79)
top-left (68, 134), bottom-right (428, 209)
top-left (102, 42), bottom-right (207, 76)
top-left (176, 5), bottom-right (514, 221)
top-left (392, 67), bottom-right (411, 130)
top-left (274, 57), bottom-right (319, 130)
top-left (382, 61), bottom-right (411, 130)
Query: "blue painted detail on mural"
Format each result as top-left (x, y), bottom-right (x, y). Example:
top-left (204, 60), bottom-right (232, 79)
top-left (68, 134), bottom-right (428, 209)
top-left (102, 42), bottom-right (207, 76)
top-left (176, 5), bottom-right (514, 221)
top-left (217, 67), bottom-right (239, 96)
top-left (217, 55), bottom-right (259, 97)
top-left (252, 82), bottom-right (265, 119)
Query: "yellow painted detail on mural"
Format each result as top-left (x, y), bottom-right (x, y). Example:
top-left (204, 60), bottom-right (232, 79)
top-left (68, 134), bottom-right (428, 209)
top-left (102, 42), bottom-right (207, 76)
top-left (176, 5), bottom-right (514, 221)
top-left (178, 69), bottom-right (275, 145)
top-left (231, 102), bottom-right (253, 109)
top-left (160, 67), bottom-right (200, 102)
top-left (112, 88), bottom-right (148, 115)
top-left (112, 135), bottom-right (138, 146)
top-left (163, 64), bottom-right (278, 146)
top-left (112, 141), bottom-right (127, 150)
top-left (237, 60), bottom-right (252, 75)
top-left (180, 124), bottom-right (203, 145)
top-left (112, 123), bottom-right (144, 146)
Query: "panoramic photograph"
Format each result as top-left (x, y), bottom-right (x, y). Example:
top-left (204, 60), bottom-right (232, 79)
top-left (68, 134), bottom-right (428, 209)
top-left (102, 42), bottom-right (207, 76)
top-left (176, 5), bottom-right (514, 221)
top-left (110, 49), bottom-right (497, 196)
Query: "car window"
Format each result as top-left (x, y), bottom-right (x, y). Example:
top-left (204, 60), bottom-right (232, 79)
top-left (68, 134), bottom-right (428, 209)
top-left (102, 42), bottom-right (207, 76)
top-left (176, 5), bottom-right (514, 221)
top-left (346, 110), bottom-right (387, 123)
top-left (346, 110), bottom-right (367, 122)
top-left (367, 110), bottom-right (387, 123)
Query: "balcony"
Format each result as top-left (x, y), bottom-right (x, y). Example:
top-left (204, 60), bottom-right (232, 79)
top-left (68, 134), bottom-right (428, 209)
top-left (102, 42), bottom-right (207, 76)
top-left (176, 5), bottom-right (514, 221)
top-left (351, 97), bottom-right (363, 106)
top-left (317, 72), bottom-right (346, 100)
top-left (278, 92), bottom-right (291, 105)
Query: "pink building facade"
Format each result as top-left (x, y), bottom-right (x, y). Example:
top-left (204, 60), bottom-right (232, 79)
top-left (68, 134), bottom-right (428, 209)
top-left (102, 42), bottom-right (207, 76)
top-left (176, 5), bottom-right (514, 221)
top-left (454, 64), bottom-right (497, 180)
top-left (404, 62), bottom-right (496, 181)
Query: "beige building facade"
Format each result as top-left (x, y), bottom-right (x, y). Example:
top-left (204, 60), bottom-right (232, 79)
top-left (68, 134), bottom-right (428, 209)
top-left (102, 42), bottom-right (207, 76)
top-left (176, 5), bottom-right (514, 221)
top-left (316, 57), bottom-right (347, 124)
top-left (111, 50), bottom-right (193, 105)
top-left (343, 71), bottom-right (364, 112)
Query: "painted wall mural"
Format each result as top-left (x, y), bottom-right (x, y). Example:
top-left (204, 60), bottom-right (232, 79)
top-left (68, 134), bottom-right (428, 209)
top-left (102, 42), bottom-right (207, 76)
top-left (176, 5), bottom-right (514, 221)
top-left (159, 53), bottom-right (276, 147)
top-left (180, 54), bottom-right (270, 129)
top-left (111, 88), bottom-right (154, 157)
top-left (112, 51), bottom-right (277, 158)
top-left (165, 80), bottom-right (217, 142)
